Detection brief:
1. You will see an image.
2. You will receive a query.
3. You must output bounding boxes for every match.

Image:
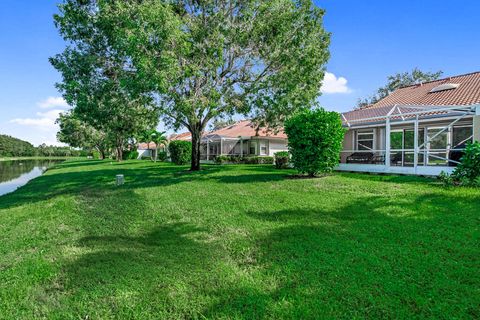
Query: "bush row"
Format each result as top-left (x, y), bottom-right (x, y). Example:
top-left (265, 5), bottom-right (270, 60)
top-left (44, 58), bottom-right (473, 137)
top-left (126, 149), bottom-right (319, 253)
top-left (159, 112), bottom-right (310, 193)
top-left (214, 155), bottom-right (274, 165)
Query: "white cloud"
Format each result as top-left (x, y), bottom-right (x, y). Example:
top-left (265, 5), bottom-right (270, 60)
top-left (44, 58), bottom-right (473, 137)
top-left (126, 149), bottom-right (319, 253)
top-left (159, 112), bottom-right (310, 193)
top-left (10, 109), bottom-right (64, 131)
top-left (37, 96), bottom-right (69, 109)
top-left (321, 72), bottom-right (352, 94)
top-left (5, 97), bottom-right (73, 146)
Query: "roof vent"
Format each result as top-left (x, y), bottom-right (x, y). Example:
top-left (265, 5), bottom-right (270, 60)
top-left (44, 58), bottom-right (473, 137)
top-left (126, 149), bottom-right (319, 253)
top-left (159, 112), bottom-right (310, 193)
top-left (429, 83), bottom-right (460, 93)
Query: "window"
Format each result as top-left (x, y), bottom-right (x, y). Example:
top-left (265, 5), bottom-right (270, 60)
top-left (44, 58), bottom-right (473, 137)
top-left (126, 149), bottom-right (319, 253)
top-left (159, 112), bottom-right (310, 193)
top-left (356, 131), bottom-right (374, 150)
top-left (259, 140), bottom-right (268, 155)
top-left (452, 126), bottom-right (473, 149)
top-left (249, 141), bottom-right (257, 155)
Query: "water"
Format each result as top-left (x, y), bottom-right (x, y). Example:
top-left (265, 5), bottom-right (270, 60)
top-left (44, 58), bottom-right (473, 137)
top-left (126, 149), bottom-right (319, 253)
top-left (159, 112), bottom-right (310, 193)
top-left (0, 160), bottom-right (62, 197)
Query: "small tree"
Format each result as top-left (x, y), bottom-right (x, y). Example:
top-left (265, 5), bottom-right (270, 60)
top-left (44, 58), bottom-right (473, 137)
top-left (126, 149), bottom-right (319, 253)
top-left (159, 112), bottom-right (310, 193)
top-left (284, 109), bottom-right (345, 177)
top-left (168, 140), bottom-right (192, 165)
top-left (151, 131), bottom-right (168, 162)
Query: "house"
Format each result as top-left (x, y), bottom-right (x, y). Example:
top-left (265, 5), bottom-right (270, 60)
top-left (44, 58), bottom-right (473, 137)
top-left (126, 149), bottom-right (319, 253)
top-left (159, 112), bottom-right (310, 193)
top-left (170, 120), bottom-right (288, 161)
top-left (137, 142), bottom-right (163, 159)
top-left (339, 71), bottom-right (480, 176)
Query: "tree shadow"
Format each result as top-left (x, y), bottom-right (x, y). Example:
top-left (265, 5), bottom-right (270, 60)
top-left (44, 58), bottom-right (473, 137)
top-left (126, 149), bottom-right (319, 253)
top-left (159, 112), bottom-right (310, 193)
top-left (212, 193), bottom-right (479, 319)
top-left (0, 162), bottom-right (222, 210)
top-left (0, 162), bottom-right (293, 210)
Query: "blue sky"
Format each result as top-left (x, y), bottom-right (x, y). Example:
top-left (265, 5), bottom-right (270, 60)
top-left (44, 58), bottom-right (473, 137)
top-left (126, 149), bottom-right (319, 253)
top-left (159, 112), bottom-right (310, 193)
top-left (0, 0), bottom-right (479, 146)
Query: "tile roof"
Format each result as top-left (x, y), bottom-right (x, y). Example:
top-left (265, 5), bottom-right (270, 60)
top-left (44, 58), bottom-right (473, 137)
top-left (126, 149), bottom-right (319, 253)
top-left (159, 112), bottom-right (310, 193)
top-left (206, 120), bottom-right (287, 139)
top-left (369, 71), bottom-right (480, 108)
top-left (169, 132), bottom-right (192, 141)
top-left (138, 142), bottom-right (160, 150)
top-left (343, 72), bottom-right (480, 125)
top-left (169, 120), bottom-right (287, 141)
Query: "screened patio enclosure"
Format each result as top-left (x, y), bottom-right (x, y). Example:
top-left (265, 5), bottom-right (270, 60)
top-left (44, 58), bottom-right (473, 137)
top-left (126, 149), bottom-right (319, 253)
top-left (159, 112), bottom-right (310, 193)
top-left (339, 104), bottom-right (480, 176)
top-left (199, 134), bottom-right (274, 161)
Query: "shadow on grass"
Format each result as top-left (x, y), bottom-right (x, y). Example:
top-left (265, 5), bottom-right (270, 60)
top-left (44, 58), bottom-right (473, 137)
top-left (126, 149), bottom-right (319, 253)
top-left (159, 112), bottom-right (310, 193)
top-left (204, 193), bottom-right (480, 319)
top-left (0, 162), bottom-right (291, 210)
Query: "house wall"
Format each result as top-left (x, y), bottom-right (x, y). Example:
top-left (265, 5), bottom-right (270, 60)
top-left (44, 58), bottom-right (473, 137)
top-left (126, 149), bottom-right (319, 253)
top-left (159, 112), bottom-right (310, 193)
top-left (268, 139), bottom-right (288, 156)
top-left (137, 149), bottom-right (152, 159)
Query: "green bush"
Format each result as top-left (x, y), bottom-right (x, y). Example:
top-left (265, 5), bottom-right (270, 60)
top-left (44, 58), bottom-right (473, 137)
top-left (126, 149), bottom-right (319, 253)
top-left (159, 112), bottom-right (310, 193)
top-left (285, 108), bottom-right (345, 176)
top-left (442, 142), bottom-right (480, 187)
top-left (92, 150), bottom-right (101, 159)
top-left (156, 151), bottom-right (168, 162)
top-left (214, 155), bottom-right (230, 164)
top-left (214, 155), bottom-right (274, 165)
top-left (243, 156), bottom-right (274, 164)
top-left (123, 150), bottom-right (139, 160)
top-left (168, 140), bottom-right (192, 165)
top-left (274, 151), bottom-right (290, 169)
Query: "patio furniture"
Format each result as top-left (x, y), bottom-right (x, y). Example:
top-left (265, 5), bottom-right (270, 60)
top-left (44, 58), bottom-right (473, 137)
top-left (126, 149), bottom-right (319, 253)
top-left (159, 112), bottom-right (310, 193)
top-left (346, 152), bottom-right (375, 164)
top-left (371, 155), bottom-right (385, 164)
top-left (390, 152), bottom-right (403, 166)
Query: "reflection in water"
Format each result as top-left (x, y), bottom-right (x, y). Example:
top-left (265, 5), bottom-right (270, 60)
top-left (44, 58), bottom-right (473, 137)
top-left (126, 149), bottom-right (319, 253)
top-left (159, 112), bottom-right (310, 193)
top-left (0, 160), bottom-right (62, 197)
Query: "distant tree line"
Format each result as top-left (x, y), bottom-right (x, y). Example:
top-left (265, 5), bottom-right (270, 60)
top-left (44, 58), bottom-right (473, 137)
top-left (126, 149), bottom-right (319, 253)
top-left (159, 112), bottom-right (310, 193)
top-left (0, 134), bottom-right (86, 158)
top-left (0, 135), bottom-right (36, 157)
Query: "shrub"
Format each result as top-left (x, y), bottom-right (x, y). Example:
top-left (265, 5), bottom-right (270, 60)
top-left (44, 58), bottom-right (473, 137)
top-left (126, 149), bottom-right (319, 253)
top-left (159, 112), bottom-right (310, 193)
top-left (452, 142), bottom-right (480, 183)
top-left (92, 150), bottom-right (101, 159)
top-left (123, 150), bottom-right (139, 160)
top-left (168, 140), bottom-right (192, 165)
top-left (156, 151), bottom-right (168, 162)
top-left (214, 155), bottom-right (231, 164)
top-left (243, 156), bottom-right (274, 164)
top-left (442, 142), bottom-right (480, 187)
top-left (214, 155), bottom-right (274, 165)
top-left (285, 108), bottom-right (345, 176)
top-left (274, 151), bottom-right (290, 169)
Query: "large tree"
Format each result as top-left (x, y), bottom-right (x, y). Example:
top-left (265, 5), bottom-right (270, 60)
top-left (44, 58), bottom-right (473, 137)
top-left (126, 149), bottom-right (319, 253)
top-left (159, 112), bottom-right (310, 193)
top-left (56, 112), bottom-right (110, 159)
top-left (357, 68), bottom-right (443, 108)
top-left (107, 0), bottom-right (330, 170)
top-left (51, 0), bottom-right (160, 161)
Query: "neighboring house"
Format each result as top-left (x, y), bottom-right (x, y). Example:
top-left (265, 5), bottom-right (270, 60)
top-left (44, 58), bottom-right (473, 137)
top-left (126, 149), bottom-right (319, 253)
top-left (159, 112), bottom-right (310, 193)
top-left (339, 71), bottom-right (480, 176)
top-left (137, 142), bottom-right (163, 159)
top-left (170, 120), bottom-right (288, 161)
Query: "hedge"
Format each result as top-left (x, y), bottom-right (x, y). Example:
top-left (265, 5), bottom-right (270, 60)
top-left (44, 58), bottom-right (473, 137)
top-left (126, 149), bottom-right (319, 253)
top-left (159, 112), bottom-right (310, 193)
top-left (168, 140), bottom-right (192, 165)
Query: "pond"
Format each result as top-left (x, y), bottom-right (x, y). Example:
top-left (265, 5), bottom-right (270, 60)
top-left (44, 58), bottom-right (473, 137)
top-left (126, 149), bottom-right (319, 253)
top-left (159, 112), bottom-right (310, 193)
top-left (0, 160), bottom-right (63, 197)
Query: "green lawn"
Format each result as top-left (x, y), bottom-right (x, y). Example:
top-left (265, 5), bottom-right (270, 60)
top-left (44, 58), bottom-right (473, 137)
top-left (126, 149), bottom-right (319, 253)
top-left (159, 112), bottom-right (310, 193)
top-left (0, 160), bottom-right (478, 319)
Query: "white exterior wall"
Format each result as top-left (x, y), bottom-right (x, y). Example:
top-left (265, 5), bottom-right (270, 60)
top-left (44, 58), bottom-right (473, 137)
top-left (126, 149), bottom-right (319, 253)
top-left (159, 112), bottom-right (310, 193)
top-left (137, 149), bottom-right (152, 159)
top-left (268, 139), bottom-right (288, 156)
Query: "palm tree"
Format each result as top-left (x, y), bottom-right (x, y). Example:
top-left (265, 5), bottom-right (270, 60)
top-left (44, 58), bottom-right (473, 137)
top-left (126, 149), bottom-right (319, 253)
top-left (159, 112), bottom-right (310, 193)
top-left (140, 129), bottom-right (156, 160)
top-left (150, 131), bottom-right (168, 162)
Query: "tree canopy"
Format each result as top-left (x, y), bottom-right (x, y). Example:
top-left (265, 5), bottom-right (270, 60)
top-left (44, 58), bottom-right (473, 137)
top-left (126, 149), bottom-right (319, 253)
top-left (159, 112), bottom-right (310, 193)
top-left (56, 112), bottom-right (110, 159)
top-left (357, 68), bottom-right (443, 108)
top-left (52, 0), bottom-right (330, 170)
top-left (0, 135), bottom-right (36, 157)
top-left (50, 0), bottom-right (161, 161)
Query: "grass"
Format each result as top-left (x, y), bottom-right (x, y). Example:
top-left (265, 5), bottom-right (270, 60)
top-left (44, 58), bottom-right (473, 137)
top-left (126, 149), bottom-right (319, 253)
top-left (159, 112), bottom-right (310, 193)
top-left (0, 160), bottom-right (478, 319)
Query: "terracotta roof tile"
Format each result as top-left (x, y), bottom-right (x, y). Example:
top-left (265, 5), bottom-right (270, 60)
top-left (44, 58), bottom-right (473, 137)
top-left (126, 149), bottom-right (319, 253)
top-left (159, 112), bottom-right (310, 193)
top-left (169, 120), bottom-right (287, 141)
top-left (343, 72), bottom-right (480, 125)
top-left (370, 71), bottom-right (480, 108)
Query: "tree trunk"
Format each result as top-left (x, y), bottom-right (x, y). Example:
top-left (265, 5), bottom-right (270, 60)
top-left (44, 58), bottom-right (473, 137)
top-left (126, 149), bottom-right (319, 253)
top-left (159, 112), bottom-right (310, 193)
top-left (116, 147), bottom-right (122, 162)
top-left (190, 129), bottom-right (202, 171)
